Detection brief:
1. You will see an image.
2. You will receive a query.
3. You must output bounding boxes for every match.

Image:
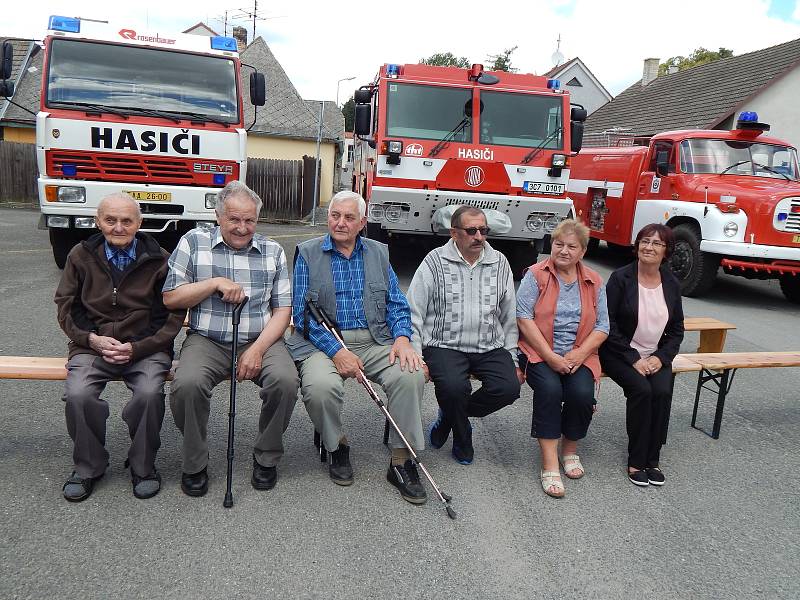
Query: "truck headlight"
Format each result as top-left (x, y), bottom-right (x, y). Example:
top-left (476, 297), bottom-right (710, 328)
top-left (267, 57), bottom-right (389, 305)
top-left (48, 186), bottom-right (86, 203)
top-left (526, 214), bottom-right (544, 232)
top-left (368, 204), bottom-right (385, 221)
top-left (46, 215), bottom-right (70, 228)
top-left (723, 222), bottom-right (738, 237)
top-left (384, 205), bottom-right (402, 222)
top-left (74, 217), bottom-right (96, 228)
top-left (544, 214), bottom-right (561, 233)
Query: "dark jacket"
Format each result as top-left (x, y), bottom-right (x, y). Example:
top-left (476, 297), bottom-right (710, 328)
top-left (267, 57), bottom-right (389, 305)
top-left (599, 260), bottom-right (684, 368)
top-left (54, 232), bottom-right (184, 361)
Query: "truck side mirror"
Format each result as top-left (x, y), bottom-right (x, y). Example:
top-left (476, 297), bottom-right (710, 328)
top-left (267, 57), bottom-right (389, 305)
top-left (249, 72), bottom-right (266, 106)
top-left (1, 42), bottom-right (12, 80)
top-left (355, 104), bottom-right (372, 136)
top-left (0, 80), bottom-right (13, 98)
top-left (570, 105), bottom-right (587, 153)
top-left (354, 89), bottom-right (373, 104)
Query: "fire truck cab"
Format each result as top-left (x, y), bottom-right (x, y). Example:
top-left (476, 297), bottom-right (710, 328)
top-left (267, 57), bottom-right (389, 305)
top-left (351, 63), bottom-right (587, 276)
top-left (1, 16), bottom-right (265, 268)
top-left (568, 112), bottom-right (800, 302)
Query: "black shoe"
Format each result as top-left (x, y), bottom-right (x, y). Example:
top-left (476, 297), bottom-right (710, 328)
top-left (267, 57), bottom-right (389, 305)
top-left (628, 469), bottom-right (649, 487)
top-left (63, 471), bottom-right (102, 502)
top-left (251, 456), bottom-right (277, 490)
top-left (428, 409), bottom-right (451, 449)
top-left (646, 467), bottom-right (666, 486)
top-left (328, 444), bottom-right (353, 486)
top-left (132, 468), bottom-right (162, 499)
top-left (387, 459), bottom-right (428, 505)
top-left (452, 422), bottom-right (474, 465)
top-left (181, 467), bottom-right (209, 497)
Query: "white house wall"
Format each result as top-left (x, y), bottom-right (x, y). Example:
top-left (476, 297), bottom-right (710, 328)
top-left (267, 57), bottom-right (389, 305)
top-left (743, 66), bottom-right (800, 150)
top-left (558, 63), bottom-right (610, 115)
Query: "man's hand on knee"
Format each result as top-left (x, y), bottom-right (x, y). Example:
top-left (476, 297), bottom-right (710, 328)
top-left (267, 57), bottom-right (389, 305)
top-left (388, 336), bottom-right (424, 373)
top-left (332, 348), bottom-right (364, 381)
top-left (237, 345), bottom-right (265, 381)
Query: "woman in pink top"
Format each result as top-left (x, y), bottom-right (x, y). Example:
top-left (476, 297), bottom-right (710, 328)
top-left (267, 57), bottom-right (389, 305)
top-left (600, 224), bottom-right (685, 487)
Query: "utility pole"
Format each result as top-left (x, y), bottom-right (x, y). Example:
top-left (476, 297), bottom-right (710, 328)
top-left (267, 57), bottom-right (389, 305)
top-left (311, 101), bottom-right (325, 226)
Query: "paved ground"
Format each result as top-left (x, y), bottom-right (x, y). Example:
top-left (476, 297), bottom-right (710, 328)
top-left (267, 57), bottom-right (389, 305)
top-left (0, 207), bottom-right (798, 599)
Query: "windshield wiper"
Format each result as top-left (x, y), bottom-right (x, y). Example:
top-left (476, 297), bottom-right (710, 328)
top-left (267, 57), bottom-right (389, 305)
top-left (429, 117), bottom-right (470, 157)
top-left (521, 127), bottom-right (564, 164)
top-left (170, 111), bottom-right (232, 127)
top-left (718, 159), bottom-right (751, 176)
top-left (115, 106), bottom-right (182, 124)
top-left (49, 101), bottom-right (130, 120)
top-left (753, 161), bottom-right (792, 181)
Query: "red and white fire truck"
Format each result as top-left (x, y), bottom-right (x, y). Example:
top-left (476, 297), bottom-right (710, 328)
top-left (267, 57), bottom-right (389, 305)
top-left (3, 16), bottom-right (265, 268)
top-left (351, 63), bottom-right (587, 275)
top-left (568, 112), bottom-right (800, 303)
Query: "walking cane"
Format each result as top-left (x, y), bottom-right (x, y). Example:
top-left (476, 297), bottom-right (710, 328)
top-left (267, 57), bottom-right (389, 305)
top-left (223, 297), bottom-right (249, 509)
top-left (306, 300), bottom-right (456, 519)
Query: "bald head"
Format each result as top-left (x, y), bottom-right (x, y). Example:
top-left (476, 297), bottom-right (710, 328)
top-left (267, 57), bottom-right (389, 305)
top-left (95, 193), bottom-right (143, 248)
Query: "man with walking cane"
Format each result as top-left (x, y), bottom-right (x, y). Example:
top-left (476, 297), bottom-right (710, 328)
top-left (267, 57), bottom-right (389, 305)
top-left (56, 193), bottom-right (185, 502)
top-left (164, 181), bottom-right (298, 498)
top-left (287, 191), bottom-right (428, 505)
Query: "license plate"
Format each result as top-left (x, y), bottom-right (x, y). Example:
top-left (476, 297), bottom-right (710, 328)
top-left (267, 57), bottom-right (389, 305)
top-left (124, 191), bottom-right (172, 202)
top-left (793, 234), bottom-right (800, 244)
top-left (523, 181), bottom-right (565, 195)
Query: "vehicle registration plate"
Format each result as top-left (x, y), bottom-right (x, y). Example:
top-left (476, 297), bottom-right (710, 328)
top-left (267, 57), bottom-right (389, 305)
top-left (124, 191), bottom-right (172, 202)
top-left (523, 181), bottom-right (565, 195)
top-left (794, 234), bottom-right (800, 244)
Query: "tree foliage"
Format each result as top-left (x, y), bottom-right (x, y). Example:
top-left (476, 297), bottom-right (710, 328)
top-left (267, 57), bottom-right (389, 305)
top-left (341, 97), bottom-right (354, 133)
top-left (658, 47), bottom-right (734, 75)
top-left (419, 52), bottom-right (471, 68)
top-left (487, 46), bottom-right (518, 72)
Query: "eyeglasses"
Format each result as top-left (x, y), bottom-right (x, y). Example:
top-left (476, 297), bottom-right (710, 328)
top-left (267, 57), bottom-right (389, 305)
top-left (639, 238), bottom-right (667, 248)
top-left (454, 226), bottom-right (490, 236)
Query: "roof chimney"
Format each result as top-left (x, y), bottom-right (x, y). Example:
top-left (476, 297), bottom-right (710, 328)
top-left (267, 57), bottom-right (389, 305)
top-left (642, 58), bottom-right (659, 86)
top-left (232, 26), bottom-right (248, 52)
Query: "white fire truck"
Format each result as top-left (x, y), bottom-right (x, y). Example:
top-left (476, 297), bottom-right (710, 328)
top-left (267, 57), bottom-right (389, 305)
top-left (351, 63), bottom-right (587, 275)
top-left (1, 16), bottom-right (265, 267)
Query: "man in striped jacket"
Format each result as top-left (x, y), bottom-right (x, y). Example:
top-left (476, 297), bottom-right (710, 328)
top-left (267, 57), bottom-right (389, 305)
top-left (407, 206), bottom-right (524, 465)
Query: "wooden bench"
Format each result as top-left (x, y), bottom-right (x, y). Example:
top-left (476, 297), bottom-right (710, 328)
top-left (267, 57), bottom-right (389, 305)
top-left (683, 317), bottom-right (736, 353)
top-left (0, 357), bottom-right (178, 381)
top-left (678, 351), bottom-right (800, 439)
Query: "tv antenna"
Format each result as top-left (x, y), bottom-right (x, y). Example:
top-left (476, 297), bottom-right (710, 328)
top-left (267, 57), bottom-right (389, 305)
top-left (551, 33), bottom-right (565, 67)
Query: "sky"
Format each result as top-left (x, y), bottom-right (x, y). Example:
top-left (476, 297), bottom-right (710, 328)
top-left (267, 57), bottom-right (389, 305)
top-left (6, 0), bottom-right (800, 106)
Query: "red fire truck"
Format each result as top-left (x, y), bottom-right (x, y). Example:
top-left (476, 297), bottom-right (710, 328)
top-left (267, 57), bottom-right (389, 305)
top-left (1, 16), bottom-right (265, 268)
top-left (351, 63), bottom-right (587, 275)
top-left (568, 112), bottom-right (800, 303)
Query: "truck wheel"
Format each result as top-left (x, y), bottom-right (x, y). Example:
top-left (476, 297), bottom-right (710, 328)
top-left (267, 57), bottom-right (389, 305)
top-left (586, 237), bottom-right (600, 255)
top-left (365, 222), bottom-right (389, 244)
top-left (779, 274), bottom-right (800, 304)
top-left (50, 229), bottom-right (79, 269)
top-left (669, 224), bottom-right (720, 297)
top-left (500, 242), bottom-right (538, 280)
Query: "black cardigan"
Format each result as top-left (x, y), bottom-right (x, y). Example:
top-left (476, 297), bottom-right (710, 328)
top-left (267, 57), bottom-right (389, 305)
top-left (599, 260), bottom-right (685, 367)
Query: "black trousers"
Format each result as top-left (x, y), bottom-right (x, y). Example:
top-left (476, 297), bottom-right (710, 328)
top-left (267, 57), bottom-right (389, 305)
top-left (423, 347), bottom-right (520, 444)
top-left (601, 353), bottom-right (673, 469)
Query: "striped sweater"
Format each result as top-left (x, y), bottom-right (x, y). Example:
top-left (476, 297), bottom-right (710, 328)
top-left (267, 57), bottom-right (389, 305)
top-left (407, 239), bottom-right (518, 363)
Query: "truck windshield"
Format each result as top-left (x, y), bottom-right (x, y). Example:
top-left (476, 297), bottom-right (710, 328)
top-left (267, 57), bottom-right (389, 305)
top-left (680, 138), bottom-right (799, 180)
top-left (479, 91), bottom-right (563, 149)
top-left (45, 39), bottom-right (239, 123)
top-left (385, 83), bottom-right (472, 141)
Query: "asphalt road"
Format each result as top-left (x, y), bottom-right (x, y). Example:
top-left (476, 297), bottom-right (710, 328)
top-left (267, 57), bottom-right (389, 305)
top-left (0, 207), bottom-right (798, 600)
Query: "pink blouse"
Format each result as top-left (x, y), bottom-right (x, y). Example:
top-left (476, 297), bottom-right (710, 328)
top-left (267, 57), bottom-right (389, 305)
top-left (631, 283), bottom-right (669, 358)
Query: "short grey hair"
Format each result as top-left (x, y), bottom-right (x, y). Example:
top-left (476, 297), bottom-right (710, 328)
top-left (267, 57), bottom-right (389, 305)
top-left (97, 192), bottom-right (142, 219)
top-left (328, 190), bottom-right (366, 218)
top-left (451, 205), bottom-right (485, 229)
top-left (215, 181), bottom-right (263, 217)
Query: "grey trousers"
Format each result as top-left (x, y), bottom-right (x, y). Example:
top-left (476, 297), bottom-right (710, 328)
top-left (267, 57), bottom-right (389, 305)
top-left (169, 333), bottom-right (299, 474)
top-left (298, 329), bottom-right (425, 453)
top-left (63, 351), bottom-right (172, 479)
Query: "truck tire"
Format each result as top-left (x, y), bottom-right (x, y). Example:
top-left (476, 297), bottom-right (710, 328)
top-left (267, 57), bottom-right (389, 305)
top-left (365, 222), bottom-right (389, 244)
top-left (50, 229), bottom-right (79, 269)
top-left (779, 274), bottom-right (800, 304)
top-left (586, 237), bottom-right (600, 255)
top-left (669, 223), bottom-right (720, 297)
top-left (499, 241), bottom-right (538, 280)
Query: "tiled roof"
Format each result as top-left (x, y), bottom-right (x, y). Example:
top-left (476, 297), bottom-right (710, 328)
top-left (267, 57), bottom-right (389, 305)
top-left (241, 37), bottom-right (341, 142)
top-left (1, 42), bottom-right (41, 124)
top-left (585, 38), bottom-right (800, 137)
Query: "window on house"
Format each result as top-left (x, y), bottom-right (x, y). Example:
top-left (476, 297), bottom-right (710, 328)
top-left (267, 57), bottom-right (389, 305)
top-left (566, 77), bottom-right (583, 87)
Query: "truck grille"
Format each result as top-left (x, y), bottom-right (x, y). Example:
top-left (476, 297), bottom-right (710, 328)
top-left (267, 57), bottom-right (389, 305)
top-left (444, 198), bottom-right (500, 211)
top-left (45, 150), bottom-right (236, 187)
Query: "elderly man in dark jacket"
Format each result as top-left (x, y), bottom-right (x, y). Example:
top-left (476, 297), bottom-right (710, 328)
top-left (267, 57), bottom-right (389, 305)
top-left (54, 193), bottom-right (184, 502)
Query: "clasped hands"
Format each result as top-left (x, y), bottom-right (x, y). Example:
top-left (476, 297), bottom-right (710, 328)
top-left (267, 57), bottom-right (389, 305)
top-left (89, 333), bottom-right (133, 365)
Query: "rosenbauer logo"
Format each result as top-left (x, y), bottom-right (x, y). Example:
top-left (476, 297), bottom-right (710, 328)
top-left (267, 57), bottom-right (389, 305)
top-left (119, 29), bottom-right (176, 45)
top-left (465, 166), bottom-right (484, 187)
top-left (405, 143), bottom-right (423, 156)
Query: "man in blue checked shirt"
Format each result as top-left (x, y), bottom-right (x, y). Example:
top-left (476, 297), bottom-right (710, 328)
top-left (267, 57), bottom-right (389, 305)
top-left (163, 181), bottom-right (298, 498)
top-left (286, 191), bottom-right (427, 505)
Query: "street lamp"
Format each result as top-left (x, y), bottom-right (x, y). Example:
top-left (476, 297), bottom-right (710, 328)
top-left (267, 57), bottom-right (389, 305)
top-left (336, 76), bottom-right (355, 107)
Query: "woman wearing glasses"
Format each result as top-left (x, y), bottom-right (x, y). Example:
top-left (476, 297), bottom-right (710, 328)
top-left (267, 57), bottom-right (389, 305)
top-left (516, 219), bottom-right (609, 498)
top-left (600, 224), bottom-right (684, 487)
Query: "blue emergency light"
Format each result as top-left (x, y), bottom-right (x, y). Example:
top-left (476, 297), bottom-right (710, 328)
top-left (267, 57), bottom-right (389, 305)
top-left (62, 164), bottom-right (77, 177)
top-left (386, 64), bottom-right (401, 78)
top-left (210, 36), bottom-right (238, 52)
top-left (739, 111), bottom-right (759, 122)
top-left (49, 15), bottom-right (81, 33)
top-left (777, 212), bottom-right (788, 221)
top-left (547, 78), bottom-right (561, 90)
top-left (213, 174), bottom-right (226, 185)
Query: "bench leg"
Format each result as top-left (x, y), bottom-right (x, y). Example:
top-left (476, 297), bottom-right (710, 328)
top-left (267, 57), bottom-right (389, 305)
top-left (697, 330), bottom-right (727, 353)
top-left (691, 368), bottom-right (736, 439)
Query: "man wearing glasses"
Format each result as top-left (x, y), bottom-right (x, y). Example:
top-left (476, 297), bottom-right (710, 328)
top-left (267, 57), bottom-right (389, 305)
top-left (407, 206), bottom-right (523, 465)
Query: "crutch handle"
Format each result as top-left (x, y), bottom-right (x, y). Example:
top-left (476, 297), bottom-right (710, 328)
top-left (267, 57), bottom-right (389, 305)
top-left (232, 297), bottom-right (249, 326)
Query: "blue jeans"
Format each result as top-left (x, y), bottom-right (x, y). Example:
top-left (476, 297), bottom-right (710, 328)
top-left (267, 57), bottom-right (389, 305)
top-left (521, 357), bottom-right (595, 440)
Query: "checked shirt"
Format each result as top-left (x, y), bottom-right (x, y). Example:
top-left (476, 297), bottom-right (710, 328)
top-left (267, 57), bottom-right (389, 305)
top-left (164, 227), bottom-right (291, 344)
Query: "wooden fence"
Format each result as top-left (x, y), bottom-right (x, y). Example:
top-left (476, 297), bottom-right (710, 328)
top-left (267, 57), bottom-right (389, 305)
top-left (247, 157), bottom-right (319, 221)
top-left (0, 141), bottom-right (37, 202)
